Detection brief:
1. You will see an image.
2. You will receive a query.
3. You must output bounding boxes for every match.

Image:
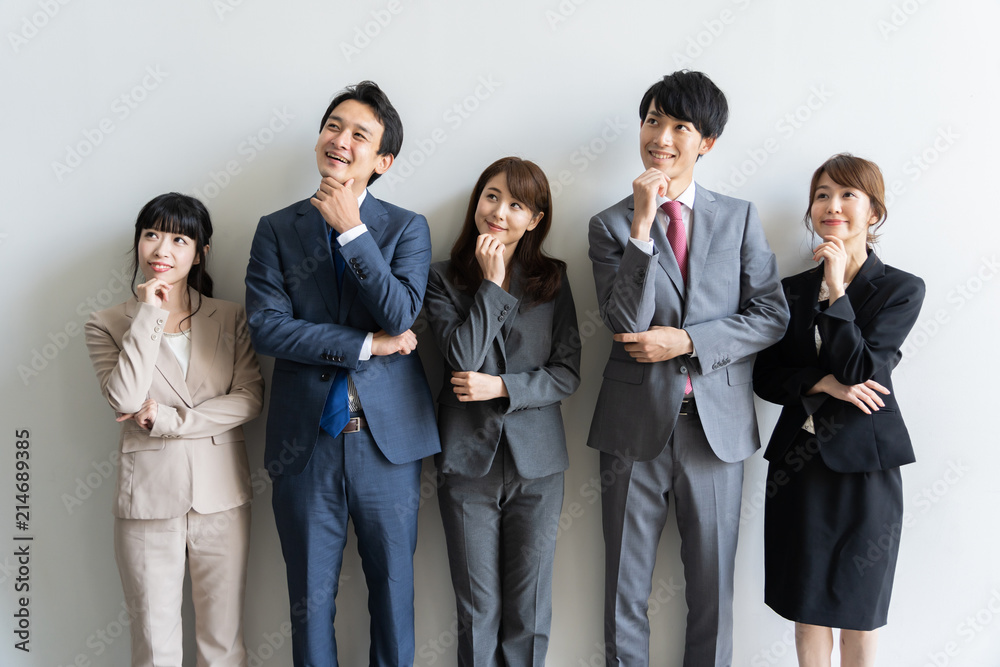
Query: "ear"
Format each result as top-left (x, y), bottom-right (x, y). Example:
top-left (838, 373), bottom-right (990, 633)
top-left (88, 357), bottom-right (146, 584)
top-left (373, 152), bottom-right (394, 176)
top-left (195, 245), bottom-right (210, 264)
top-left (698, 135), bottom-right (716, 156)
top-left (527, 211), bottom-right (543, 231)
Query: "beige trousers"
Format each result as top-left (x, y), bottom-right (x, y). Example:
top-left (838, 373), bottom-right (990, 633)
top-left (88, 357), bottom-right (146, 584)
top-left (114, 504), bottom-right (251, 667)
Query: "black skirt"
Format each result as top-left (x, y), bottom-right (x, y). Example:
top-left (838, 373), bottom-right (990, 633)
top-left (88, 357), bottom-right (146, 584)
top-left (764, 428), bottom-right (903, 631)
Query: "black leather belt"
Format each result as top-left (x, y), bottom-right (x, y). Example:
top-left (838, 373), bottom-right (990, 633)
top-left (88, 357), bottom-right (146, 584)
top-left (679, 397), bottom-right (698, 417)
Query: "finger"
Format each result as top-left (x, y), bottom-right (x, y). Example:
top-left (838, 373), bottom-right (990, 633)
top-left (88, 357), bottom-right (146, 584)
top-left (613, 333), bottom-right (636, 343)
top-left (452, 371), bottom-right (470, 378)
top-left (115, 414), bottom-right (133, 422)
top-left (865, 380), bottom-right (890, 395)
top-left (852, 396), bottom-right (872, 414)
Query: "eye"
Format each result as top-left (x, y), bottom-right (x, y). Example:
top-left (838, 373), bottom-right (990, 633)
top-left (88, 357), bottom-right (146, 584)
top-left (173, 236), bottom-right (188, 245)
top-left (510, 202), bottom-right (523, 210)
top-left (645, 117), bottom-right (657, 126)
top-left (354, 132), bottom-right (367, 141)
top-left (814, 193), bottom-right (828, 200)
top-left (677, 124), bottom-right (690, 132)
top-left (144, 231), bottom-right (158, 239)
top-left (485, 193), bottom-right (498, 201)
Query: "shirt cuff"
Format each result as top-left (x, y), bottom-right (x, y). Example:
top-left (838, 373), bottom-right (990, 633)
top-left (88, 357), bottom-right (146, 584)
top-left (359, 332), bottom-right (373, 361)
top-left (337, 224), bottom-right (369, 246)
top-left (629, 236), bottom-right (654, 255)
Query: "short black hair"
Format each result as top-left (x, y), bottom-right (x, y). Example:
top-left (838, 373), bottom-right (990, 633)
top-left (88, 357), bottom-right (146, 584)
top-left (319, 80), bottom-right (403, 184)
top-left (639, 71), bottom-right (729, 140)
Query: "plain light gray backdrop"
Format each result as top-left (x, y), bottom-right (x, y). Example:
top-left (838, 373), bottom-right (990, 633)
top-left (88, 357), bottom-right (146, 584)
top-left (3, 1), bottom-right (998, 665)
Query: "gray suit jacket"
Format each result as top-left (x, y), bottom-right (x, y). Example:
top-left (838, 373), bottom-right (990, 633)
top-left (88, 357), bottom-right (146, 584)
top-left (424, 261), bottom-right (581, 478)
top-left (587, 185), bottom-right (789, 463)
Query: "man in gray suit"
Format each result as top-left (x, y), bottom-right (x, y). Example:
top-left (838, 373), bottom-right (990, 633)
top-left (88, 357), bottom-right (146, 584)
top-left (588, 71), bottom-right (789, 667)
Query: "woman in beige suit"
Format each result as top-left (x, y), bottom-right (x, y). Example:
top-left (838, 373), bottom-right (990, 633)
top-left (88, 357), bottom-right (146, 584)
top-left (85, 193), bottom-right (263, 667)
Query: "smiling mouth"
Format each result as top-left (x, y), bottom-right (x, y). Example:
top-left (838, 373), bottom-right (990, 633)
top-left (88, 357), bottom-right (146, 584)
top-left (326, 152), bottom-right (349, 165)
top-left (649, 150), bottom-right (676, 160)
top-left (150, 262), bottom-right (172, 272)
top-left (487, 222), bottom-right (506, 232)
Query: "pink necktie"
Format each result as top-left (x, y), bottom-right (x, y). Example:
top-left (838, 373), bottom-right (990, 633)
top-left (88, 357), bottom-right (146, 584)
top-left (662, 201), bottom-right (692, 395)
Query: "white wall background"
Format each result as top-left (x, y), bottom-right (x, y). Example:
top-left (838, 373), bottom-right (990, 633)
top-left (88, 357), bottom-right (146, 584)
top-left (3, 1), bottom-right (998, 665)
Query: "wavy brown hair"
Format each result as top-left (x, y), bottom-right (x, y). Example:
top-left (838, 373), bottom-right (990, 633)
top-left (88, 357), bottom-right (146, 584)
top-left (448, 157), bottom-right (564, 305)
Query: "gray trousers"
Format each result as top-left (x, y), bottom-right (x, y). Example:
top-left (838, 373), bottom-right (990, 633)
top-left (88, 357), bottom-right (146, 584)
top-left (438, 441), bottom-right (564, 667)
top-left (601, 410), bottom-right (744, 667)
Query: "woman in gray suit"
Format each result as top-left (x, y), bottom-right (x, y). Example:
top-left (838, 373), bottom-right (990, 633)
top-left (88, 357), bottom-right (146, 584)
top-left (85, 193), bottom-right (263, 666)
top-left (424, 157), bottom-right (581, 666)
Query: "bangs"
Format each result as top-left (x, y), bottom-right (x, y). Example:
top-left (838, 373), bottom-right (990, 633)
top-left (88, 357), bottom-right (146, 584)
top-left (500, 160), bottom-right (549, 214)
top-left (146, 211), bottom-right (202, 240)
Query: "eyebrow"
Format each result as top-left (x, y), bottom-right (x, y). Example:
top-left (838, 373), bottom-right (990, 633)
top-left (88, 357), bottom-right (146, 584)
top-left (484, 187), bottom-right (502, 194)
top-left (327, 115), bottom-right (372, 137)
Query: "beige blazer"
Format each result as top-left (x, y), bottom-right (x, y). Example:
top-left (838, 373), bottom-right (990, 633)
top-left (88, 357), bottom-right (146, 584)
top-left (85, 290), bottom-right (264, 520)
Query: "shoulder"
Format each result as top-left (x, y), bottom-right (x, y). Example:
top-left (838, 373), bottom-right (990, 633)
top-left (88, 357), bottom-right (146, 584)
top-left (429, 259), bottom-right (451, 276)
top-left (87, 299), bottom-right (135, 327)
top-left (261, 197), bottom-right (311, 223)
top-left (880, 262), bottom-right (926, 298)
top-left (592, 194), bottom-right (633, 222)
top-left (696, 185), bottom-right (753, 214)
top-left (370, 195), bottom-right (424, 225)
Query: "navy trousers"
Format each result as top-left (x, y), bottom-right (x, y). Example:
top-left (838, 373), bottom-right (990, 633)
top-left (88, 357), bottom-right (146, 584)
top-left (272, 426), bottom-right (422, 667)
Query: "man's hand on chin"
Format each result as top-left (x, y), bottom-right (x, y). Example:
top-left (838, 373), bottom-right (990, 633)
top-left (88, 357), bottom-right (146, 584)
top-left (311, 176), bottom-right (362, 234)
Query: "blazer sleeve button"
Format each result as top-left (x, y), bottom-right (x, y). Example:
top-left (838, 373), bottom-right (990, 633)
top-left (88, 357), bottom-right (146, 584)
top-left (320, 373), bottom-right (331, 381)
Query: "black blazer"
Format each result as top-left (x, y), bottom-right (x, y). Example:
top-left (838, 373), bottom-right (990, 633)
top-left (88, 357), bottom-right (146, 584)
top-left (753, 251), bottom-right (925, 473)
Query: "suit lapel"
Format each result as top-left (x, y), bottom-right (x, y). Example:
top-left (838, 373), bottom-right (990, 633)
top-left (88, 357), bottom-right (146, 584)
top-left (124, 299), bottom-right (195, 407)
top-left (295, 201), bottom-right (341, 320)
top-left (185, 290), bottom-right (219, 401)
top-left (686, 185), bottom-right (716, 303)
top-left (844, 251), bottom-right (883, 328)
top-left (338, 193), bottom-right (387, 324)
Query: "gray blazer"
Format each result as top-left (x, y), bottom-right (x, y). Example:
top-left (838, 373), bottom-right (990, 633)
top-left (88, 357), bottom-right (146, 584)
top-left (587, 185), bottom-right (789, 463)
top-left (424, 261), bottom-right (581, 478)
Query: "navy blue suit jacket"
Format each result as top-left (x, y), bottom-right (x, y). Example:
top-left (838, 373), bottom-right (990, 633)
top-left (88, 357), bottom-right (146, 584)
top-left (753, 251), bottom-right (925, 473)
top-left (245, 193), bottom-right (440, 476)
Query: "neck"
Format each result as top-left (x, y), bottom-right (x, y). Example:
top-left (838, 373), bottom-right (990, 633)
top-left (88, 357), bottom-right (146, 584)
top-left (162, 283), bottom-right (192, 314)
top-left (843, 246), bottom-right (869, 283)
top-left (666, 174), bottom-right (692, 200)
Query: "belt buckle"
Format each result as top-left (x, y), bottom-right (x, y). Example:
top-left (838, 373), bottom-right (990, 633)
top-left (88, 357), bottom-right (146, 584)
top-left (342, 417), bottom-right (362, 434)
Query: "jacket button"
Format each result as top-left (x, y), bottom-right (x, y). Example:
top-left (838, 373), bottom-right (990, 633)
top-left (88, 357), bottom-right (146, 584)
top-left (151, 334), bottom-right (159, 340)
top-left (154, 326), bottom-right (162, 333)
top-left (320, 373), bottom-right (331, 381)
top-left (350, 257), bottom-right (359, 265)
top-left (358, 274), bottom-right (366, 280)
top-left (679, 366), bottom-right (687, 374)
top-left (503, 304), bottom-right (511, 312)
top-left (156, 318), bottom-right (165, 325)
top-left (498, 361), bottom-right (506, 371)
top-left (498, 315), bottom-right (505, 322)
top-left (335, 355), bottom-right (344, 362)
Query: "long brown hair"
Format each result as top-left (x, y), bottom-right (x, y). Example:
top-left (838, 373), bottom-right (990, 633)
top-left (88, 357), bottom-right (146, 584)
top-left (448, 157), bottom-right (564, 304)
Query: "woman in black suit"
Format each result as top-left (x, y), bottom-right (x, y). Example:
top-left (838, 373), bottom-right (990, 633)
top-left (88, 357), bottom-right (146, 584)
top-left (753, 154), bottom-right (925, 666)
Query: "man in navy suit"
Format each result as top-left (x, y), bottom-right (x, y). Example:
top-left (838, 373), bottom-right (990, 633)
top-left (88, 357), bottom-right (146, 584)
top-left (245, 80), bottom-right (440, 667)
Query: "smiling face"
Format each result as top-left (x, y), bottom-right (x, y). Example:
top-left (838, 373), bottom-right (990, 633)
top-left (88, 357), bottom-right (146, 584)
top-left (138, 228), bottom-right (201, 286)
top-left (639, 102), bottom-right (715, 193)
top-left (810, 171), bottom-right (878, 255)
top-left (474, 173), bottom-right (543, 257)
top-left (314, 99), bottom-right (393, 195)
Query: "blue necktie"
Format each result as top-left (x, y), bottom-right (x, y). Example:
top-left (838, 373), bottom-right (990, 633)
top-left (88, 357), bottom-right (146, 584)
top-left (320, 231), bottom-right (350, 437)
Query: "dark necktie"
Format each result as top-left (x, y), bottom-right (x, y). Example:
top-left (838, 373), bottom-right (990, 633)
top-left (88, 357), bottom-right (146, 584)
top-left (320, 230), bottom-right (350, 436)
